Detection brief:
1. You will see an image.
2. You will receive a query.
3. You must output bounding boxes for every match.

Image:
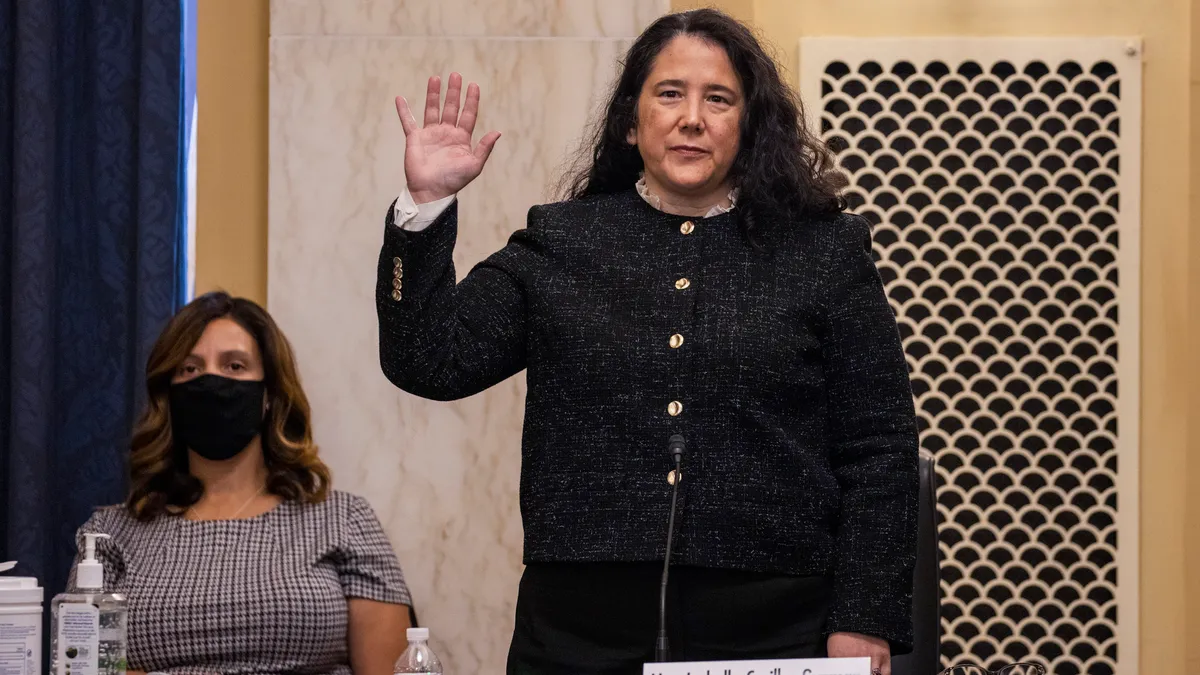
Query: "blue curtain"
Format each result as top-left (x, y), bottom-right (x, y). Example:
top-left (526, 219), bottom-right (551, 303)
top-left (181, 0), bottom-right (197, 299)
top-left (0, 0), bottom-right (185, 615)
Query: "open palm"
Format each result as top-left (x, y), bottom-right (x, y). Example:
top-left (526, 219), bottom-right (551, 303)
top-left (396, 73), bottom-right (501, 204)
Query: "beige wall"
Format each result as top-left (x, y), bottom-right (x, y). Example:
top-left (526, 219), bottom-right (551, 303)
top-left (674, 0), bottom-right (755, 23)
top-left (196, 0), bottom-right (269, 305)
top-left (198, 0), bottom-right (1198, 670)
top-left (265, 3), bottom-right (669, 671)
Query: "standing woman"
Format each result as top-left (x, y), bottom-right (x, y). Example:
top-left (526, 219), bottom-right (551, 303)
top-left (378, 9), bottom-right (918, 675)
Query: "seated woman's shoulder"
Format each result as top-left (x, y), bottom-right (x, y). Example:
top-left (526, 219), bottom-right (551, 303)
top-left (324, 489), bottom-right (373, 510)
top-left (306, 490), bottom-right (383, 522)
top-left (88, 503), bottom-right (131, 523)
top-left (309, 491), bottom-right (395, 545)
top-left (76, 504), bottom-right (141, 541)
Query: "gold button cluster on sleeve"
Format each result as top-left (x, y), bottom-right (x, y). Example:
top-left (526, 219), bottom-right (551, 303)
top-left (391, 256), bottom-right (403, 301)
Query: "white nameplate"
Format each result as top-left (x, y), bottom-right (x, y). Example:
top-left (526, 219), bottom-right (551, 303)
top-left (643, 656), bottom-right (871, 675)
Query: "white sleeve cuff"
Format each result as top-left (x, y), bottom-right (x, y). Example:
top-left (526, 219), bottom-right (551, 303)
top-left (393, 190), bottom-right (456, 232)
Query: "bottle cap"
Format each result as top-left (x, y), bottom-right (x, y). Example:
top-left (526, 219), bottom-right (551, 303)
top-left (406, 627), bottom-right (430, 642)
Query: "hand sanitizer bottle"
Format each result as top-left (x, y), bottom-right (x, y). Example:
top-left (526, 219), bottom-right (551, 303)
top-left (50, 533), bottom-right (128, 675)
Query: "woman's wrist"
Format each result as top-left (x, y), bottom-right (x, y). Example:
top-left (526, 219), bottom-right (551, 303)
top-left (409, 188), bottom-right (453, 205)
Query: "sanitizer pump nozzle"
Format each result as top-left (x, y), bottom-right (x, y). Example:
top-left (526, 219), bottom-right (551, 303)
top-left (75, 533), bottom-right (110, 591)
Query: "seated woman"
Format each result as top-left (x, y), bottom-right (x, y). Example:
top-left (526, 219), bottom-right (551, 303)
top-left (69, 291), bottom-right (412, 675)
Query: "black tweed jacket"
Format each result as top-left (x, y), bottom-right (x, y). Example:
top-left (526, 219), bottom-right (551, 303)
top-left (376, 189), bottom-right (919, 650)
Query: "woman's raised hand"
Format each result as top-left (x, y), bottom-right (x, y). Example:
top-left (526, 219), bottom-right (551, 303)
top-left (395, 73), bottom-right (501, 204)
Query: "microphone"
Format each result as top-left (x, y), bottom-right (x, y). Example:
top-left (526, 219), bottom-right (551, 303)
top-left (655, 434), bottom-right (686, 662)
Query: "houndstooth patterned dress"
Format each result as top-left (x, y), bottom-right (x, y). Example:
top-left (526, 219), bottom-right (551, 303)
top-left (69, 490), bottom-right (411, 675)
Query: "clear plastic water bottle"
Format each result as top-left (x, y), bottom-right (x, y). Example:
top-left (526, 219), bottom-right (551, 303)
top-left (393, 627), bottom-right (443, 674)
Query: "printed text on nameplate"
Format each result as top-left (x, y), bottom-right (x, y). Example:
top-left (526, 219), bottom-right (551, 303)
top-left (643, 656), bottom-right (872, 675)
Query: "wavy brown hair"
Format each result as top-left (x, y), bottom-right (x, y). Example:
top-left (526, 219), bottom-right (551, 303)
top-left (561, 8), bottom-right (846, 243)
top-left (127, 291), bottom-right (331, 520)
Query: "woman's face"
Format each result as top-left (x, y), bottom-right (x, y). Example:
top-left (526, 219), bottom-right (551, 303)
top-left (172, 318), bottom-right (265, 384)
top-left (627, 35), bottom-right (744, 206)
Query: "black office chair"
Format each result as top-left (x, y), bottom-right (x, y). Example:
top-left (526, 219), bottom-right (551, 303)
top-left (891, 449), bottom-right (941, 675)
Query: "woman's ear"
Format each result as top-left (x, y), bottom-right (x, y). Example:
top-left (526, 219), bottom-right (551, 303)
top-left (626, 97), bottom-right (641, 145)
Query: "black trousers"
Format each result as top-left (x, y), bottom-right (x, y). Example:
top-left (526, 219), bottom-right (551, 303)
top-left (507, 562), bottom-right (832, 675)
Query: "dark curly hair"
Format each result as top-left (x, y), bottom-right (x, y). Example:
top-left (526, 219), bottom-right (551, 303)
top-left (561, 8), bottom-right (845, 242)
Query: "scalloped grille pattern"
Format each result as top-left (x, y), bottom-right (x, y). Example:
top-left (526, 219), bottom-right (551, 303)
top-left (813, 54), bottom-right (1128, 675)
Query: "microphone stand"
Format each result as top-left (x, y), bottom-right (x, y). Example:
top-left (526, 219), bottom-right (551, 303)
top-left (655, 435), bottom-right (686, 662)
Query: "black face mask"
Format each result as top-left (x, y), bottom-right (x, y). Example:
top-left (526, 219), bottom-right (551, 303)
top-left (169, 374), bottom-right (267, 461)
